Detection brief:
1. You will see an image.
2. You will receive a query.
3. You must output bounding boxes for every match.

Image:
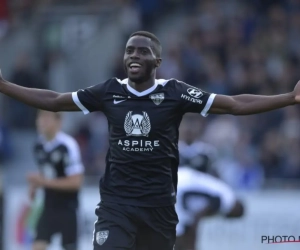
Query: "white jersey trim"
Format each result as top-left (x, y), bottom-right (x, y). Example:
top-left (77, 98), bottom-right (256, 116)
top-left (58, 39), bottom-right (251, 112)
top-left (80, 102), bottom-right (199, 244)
top-left (201, 93), bottom-right (216, 117)
top-left (72, 92), bottom-right (90, 115)
top-left (39, 132), bottom-right (85, 176)
top-left (60, 132), bottom-right (84, 176)
top-left (66, 163), bottom-right (84, 176)
top-left (176, 167), bottom-right (237, 236)
top-left (116, 78), bottom-right (170, 97)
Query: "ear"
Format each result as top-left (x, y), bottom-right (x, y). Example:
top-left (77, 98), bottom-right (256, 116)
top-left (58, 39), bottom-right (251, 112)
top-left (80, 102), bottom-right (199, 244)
top-left (155, 58), bottom-right (162, 68)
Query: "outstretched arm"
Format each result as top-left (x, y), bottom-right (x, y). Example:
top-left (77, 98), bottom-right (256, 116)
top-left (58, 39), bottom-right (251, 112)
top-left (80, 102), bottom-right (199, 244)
top-left (209, 81), bottom-right (300, 115)
top-left (0, 69), bottom-right (79, 112)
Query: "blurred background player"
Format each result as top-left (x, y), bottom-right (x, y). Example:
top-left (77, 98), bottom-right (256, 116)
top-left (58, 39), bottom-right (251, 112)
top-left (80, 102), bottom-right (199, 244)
top-left (175, 115), bottom-right (244, 250)
top-left (27, 110), bottom-right (84, 250)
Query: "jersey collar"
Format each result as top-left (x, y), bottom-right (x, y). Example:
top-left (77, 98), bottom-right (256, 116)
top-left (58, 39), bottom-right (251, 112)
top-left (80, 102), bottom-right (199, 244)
top-left (117, 78), bottom-right (169, 97)
top-left (39, 132), bottom-right (63, 152)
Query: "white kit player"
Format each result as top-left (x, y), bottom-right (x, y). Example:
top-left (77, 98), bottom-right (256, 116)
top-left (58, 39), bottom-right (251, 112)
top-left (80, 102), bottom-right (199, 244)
top-left (176, 130), bottom-right (244, 250)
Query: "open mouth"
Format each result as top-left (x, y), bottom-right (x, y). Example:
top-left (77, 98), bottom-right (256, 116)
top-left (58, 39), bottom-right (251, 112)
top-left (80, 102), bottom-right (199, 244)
top-left (128, 63), bottom-right (142, 73)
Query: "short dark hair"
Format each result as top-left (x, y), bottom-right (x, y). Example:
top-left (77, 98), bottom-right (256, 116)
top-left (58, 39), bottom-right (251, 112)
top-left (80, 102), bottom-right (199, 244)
top-left (129, 31), bottom-right (162, 58)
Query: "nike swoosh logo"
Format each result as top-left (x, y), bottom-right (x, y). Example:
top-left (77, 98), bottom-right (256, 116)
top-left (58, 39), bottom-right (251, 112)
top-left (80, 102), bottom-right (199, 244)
top-left (114, 99), bottom-right (126, 104)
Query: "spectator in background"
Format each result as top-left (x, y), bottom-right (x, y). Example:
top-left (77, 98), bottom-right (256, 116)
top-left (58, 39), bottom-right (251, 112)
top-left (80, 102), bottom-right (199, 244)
top-left (118, 0), bottom-right (141, 40)
top-left (9, 0), bottom-right (41, 25)
top-left (0, 117), bottom-right (12, 163)
top-left (0, 0), bottom-right (9, 39)
top-left (157, 45), bottom-right (183, 80)
top-left (179, 114), bottom-right (265, 190)
top-left (74, 113), bottom-right (108, 176)
top-left (6, 53), bottom-right (47, 129)
top-left (136, 0), bottom-right (166, 31)
top-left (149, 0), bottom-right (300, 182)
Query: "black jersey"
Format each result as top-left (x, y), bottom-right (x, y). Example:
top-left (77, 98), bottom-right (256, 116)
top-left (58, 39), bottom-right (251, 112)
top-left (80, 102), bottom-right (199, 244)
top-left (33, 132), bottom-right (84, 210)
top-left (72, 78), bottom-right (216, 207)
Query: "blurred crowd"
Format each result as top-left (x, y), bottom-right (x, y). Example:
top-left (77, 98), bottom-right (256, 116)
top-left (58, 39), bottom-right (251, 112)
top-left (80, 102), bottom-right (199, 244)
top-left (154, 0), bottom-right (300, 187)
top-left (2, 0), bottom-right (300, 188)
top-left (0, 0), bottom-right (175, 39)
top-left (168, 0), bottom-right (300, 186)
top-left (110, 0), bottom-right (300, 187)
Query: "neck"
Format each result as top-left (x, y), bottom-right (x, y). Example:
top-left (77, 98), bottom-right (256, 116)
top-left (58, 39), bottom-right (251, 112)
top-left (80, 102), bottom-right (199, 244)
top-left (44, 131), bottom-right (58, 141)
top-left (128, 77), bottom-right (156, 92)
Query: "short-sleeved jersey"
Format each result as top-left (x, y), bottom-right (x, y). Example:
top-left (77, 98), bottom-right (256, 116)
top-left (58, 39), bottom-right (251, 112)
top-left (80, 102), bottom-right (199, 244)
top-left (33, 132), bottom-right (84, 210)
top-left (72, 78), bottom-right (216, 207)
top-left (176, 167), bottom-right (237, 236)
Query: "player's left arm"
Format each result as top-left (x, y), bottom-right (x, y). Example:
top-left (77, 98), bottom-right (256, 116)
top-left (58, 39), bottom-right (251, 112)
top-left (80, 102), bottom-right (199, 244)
top-left (43, 174), bottom-right (83, 191)
top-left (44, 139), bottom-right (84, 191)
top-left (208, 81), bottom-right (300, 115)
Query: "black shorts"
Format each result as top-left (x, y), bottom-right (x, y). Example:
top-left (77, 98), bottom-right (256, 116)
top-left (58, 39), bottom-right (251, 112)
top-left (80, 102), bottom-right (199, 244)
top-left (93, 202), bottom-right (178, 250)
top-left (35, 208), bottom-right (78, 249)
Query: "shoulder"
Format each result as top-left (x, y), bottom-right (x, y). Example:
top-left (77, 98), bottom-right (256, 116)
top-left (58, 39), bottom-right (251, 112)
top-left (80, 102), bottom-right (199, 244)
top-left (80, 78), bottom-right (119, 94)
top-left (163, 78), bottom-right (192, 87)
top-left (89, 77), bottom-right (119, 91)
top-left (178, 167), bottom-right (206, 190)
top-left (33, 142), bottom-right (43, 152)
top-left (178, 167), bottom-right (217, 187)
top-left (155, 78), bottom-right (187, 97)
top-left (178, 166), bottom-right (197, 180)
top-left (157, 79), bottom-right (204, 98)
top-left (56, 132), bottom-right (80, 155)
top-left (158, 78), bottom-right (183, 89)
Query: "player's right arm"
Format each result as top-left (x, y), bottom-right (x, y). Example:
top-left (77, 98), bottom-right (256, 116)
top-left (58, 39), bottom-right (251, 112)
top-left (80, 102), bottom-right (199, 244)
top-left (0, 70), bottom-right (78, 112)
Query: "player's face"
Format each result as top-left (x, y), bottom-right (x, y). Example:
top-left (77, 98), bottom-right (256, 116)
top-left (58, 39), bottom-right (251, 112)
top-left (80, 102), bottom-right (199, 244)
top-left (124, 36), bottom-right (160, 83)
top-left (36, 111), bottom-right (61, 137)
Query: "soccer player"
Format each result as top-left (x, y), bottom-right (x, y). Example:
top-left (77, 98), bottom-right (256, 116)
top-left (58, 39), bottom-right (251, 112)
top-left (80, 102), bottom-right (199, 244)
top-left (27, 110), bottom-right (84, 250)
top-left (0, 30), bottom-right (299, 250)
top-left (176, 136), bottom-right (244, 250)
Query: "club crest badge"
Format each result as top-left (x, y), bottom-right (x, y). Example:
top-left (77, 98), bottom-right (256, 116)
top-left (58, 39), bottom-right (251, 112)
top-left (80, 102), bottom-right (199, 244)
top-left (150, 93), bottom-right (164, 105)
top-left (96, 230), bottom-right (109, 245)
top-left (124, 111), bottom-right (151, 137)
